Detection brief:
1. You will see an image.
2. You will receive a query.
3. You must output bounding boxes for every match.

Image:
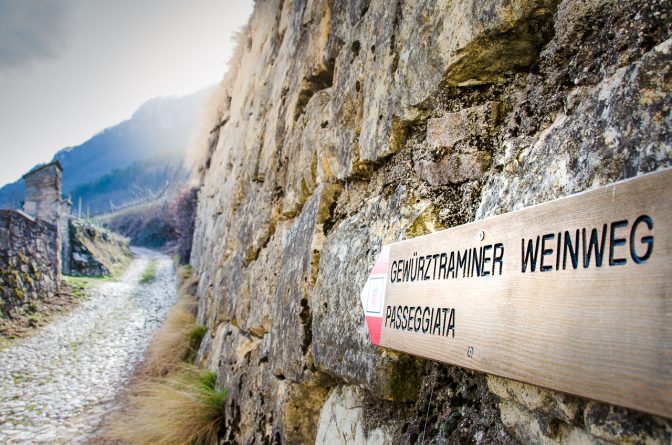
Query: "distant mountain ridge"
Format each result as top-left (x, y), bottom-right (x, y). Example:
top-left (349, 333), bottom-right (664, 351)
top-left (0, 86), bottom-right (212, 213)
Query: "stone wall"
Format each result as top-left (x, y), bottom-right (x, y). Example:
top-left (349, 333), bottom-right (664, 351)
top-left (0, 211), bottom-right (59, 319)
top-left (68, 219), bottom-right (131, 277)
top-left (191, 0), bottom-right (672, 443)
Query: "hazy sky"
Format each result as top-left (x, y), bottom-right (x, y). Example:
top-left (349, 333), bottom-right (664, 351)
top-left (0, 0), bottom-right (253, 187)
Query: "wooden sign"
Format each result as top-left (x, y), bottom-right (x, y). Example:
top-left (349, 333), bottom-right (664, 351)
top-left (360, 168), bottom-right (672, 419)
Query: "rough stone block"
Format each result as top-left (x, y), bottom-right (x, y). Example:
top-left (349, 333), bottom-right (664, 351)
top-left (415, 151), bottom-right (492, 186)
top-left (316, 386), bottom-right (388, 445)
top-left (583, 401), bottom-right (672, 445)
top-left (311, 186), bottom-right (426, 402)
top-left (487, 375), bottom-right (581, 423)
top-left (427, 102), bottom-right (501, 150)
top-left (270, 184), bottom-right (341, 382)
top-left (396, 1), bottom-right (558, 107)
top-left (478, 38), bottom-right (672, 218)
top-left (279, 376), bottom-right (333, 445)
top-left (499, 400), bottom-right (560, 445)
top-left (282, 90), bottom-right (333, 216)
top-left (241, 229), bottom-right (285, 337)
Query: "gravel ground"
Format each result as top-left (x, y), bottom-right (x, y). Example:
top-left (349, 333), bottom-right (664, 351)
top-left (0, 248), bottom-right (177, 444)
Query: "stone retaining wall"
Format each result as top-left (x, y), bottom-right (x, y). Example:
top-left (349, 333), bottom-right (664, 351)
top-left (191, 0), bottom-right (672, 443)
top-left (0, 210), bottom-right (59, 318)
top-left (68, 219), bottom-right (131, 277)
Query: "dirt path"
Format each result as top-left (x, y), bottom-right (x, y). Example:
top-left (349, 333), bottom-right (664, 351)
top-left (0, 248), bottom-right (177, 444)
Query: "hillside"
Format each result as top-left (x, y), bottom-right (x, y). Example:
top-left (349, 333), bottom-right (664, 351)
top-left (68, 151), bottom-right (188, 215)
top-left (0, 86), bottom-right (212, 212)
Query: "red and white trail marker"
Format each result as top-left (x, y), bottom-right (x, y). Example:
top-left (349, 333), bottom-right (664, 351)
top-left (359, 245), bottom-right (390, 346)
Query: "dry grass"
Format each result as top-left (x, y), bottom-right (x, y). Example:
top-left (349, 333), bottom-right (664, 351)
top-left (143, 265), bottom-right (200, 377)
top-left (143, 296), bottom-right (196, 376)
top-left (105, 365), bottom-right (227, 445)
top-left (97, 265), bottom-right (225, 445)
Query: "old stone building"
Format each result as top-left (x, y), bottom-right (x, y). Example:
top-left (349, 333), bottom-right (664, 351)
top-left (22, 161), bottom-right (65, 275)
top-left (0, 162), bottom-right (67, 317)
top-left (23, 161), bottom-right (63, 227)
top-left (22, 161), bottom-right (78, 275)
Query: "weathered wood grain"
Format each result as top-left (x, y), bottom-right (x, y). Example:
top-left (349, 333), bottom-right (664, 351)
top-left (375, 168), bottom-right (672, 418)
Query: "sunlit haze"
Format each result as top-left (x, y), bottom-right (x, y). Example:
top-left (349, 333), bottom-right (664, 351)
top-left (0, 0), bottom-right (253, 187)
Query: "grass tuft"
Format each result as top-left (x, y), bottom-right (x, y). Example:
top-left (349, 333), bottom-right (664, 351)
top-left (143, 295), bottom-right (197, 377)
top-left (107, 365), bottom-right (227, 445)
top-left (140, 261), bottom-right (158, 284)
top-left (199, 370), bottom-right (218, 390)
top-left (139, 263), bottom-right (204, 376)
top-left (190, 324), bottom-right (208, 344)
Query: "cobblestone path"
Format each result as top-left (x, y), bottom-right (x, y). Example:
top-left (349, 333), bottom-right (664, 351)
top-left (0, 248), bottom-right (177, 444)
